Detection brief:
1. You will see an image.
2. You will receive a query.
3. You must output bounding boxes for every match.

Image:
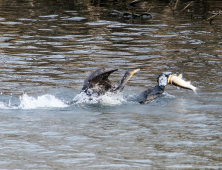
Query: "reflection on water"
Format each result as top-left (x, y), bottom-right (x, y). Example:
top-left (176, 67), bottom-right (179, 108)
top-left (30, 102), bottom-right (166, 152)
top-left (0, 0), bottom-right (222, 169)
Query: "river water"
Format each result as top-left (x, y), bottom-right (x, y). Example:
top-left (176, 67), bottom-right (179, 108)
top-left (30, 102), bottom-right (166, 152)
top-left (0, 0), bottom-right (221, 169)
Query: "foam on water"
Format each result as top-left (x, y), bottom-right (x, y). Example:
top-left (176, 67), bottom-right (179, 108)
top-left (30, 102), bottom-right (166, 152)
top-left (0, 94), bottom-right (68, 110)
top-left (73, 92), bottom-right (126, 106)
top-left (19, 94), bottom-right (68, 109)
top-left (0, 101), bottom-right (17, 109)
top-left (162, 92), bottom-right (175, 99)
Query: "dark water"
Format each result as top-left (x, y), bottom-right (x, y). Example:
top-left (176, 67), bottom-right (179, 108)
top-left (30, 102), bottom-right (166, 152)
top-left (0, 0), bottom-right (222, 169)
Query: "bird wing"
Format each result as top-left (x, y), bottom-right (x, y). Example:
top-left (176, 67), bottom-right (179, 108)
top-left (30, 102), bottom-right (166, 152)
top-left (82, 68), bottom-right (118, 91)
top-left (89, 68), bottom-right (118, 84)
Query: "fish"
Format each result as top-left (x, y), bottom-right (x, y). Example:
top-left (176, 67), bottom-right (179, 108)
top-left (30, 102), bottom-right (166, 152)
top-left (168, 74), bottom-right (197, 94)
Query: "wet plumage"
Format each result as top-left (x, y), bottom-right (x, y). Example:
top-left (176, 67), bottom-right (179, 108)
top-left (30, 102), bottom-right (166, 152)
top-left (138, 72), bottom-right (171, 104)
top-left (138, 85), bottom-right (165, 104)
top-left (82, 67), bottom-right (139, 96)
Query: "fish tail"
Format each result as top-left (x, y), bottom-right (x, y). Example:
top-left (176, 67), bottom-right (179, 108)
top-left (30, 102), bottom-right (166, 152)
top-left (193, 87), bottom-right (197, 94)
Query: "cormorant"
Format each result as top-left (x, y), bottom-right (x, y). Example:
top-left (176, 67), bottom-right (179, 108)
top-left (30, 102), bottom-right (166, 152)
top-left (82, 67), bottom-right (140, 96)
top-left (138, 72), bottom-right (172, 104)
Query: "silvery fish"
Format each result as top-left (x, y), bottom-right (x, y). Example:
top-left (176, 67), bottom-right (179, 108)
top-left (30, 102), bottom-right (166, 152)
top-left (168, 74), bottom-right (197, 94)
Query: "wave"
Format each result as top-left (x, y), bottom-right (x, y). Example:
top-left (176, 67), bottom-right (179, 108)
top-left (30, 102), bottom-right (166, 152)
top-left (0, 94), bottom-right (68, 110)
top-left (19, 94), bottom-right (68, 109)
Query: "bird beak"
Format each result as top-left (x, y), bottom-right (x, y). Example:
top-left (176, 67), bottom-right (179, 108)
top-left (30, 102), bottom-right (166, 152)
top-left (168, 74), bottom-right (173, 84)
top-left (132, 69), bottom-right (140, 75)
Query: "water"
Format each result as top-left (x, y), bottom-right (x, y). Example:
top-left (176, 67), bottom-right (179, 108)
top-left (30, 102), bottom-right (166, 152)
top-left (0, 0), bottom-right (222, 169)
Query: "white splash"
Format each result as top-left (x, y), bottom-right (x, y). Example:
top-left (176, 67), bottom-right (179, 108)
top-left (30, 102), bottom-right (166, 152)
top-left (163, 92), bottom-right (175, 98)
top-left (73, 92), bottom-right (126, 106)
top-left (0, 102), bottom-right (16, 109)
top-left (19, 94), bottom-right (68, 109)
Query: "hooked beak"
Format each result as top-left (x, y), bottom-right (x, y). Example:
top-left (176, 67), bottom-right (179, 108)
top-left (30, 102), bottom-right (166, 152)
top-left (132, 69), bottom-right (140, 76)
top-left (168, 74), bottom-right (173, 84)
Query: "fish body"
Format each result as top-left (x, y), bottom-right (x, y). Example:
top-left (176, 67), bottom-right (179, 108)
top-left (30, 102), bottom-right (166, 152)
top-left (168, 74), bottom-right (197, 94)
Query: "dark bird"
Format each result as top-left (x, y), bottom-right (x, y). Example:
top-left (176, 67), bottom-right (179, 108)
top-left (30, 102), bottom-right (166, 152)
top-left (82, 67), bottom-right (140, 96)
top-left (138, 72), bottom-right (172, 104)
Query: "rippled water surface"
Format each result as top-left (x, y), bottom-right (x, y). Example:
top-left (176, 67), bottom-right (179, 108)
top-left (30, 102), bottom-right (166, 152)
top-left (0, 0), bottom-right (222, 169)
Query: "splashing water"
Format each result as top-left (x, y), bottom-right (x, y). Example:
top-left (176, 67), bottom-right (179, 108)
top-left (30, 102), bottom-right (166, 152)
top-left (0, 92), bottom-right (175, 110)
top-left (73, 92), bottom-right (126, 106)
top-left (19, 94), bottom-right (68, 109)
top-left (162, 92), bottom-right (175, 99)
top-left (0, 101), bottom-right (17, 109)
